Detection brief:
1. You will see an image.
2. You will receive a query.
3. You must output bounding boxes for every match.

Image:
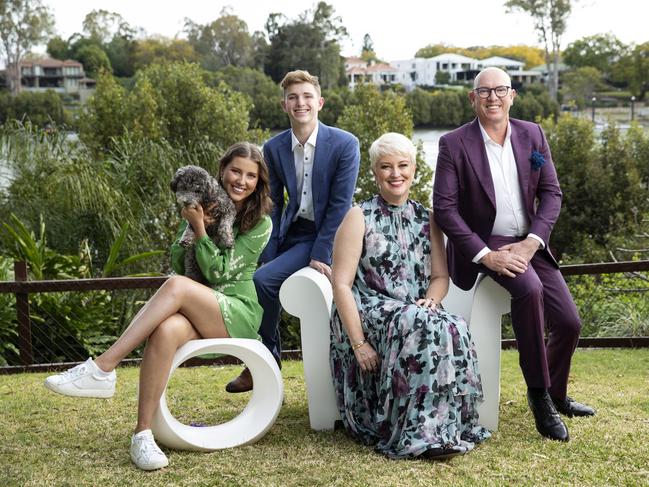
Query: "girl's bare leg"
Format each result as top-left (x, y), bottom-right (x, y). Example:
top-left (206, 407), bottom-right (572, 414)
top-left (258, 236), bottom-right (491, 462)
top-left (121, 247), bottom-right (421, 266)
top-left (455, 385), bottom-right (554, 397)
top-left (135, 311), bottom-right (226, 433)
top-left (94, 275), bottom-right (229, 372)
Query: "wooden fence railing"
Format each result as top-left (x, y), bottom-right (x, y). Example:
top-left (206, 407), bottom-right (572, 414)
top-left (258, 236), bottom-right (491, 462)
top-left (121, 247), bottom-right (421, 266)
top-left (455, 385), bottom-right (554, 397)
top-left (1, 260), bottom-right (648, 373)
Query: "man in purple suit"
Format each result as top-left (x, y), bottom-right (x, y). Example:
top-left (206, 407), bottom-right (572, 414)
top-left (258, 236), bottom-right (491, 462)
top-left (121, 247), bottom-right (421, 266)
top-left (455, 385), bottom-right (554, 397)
top-left (433, 67), bottom-right (594, 442)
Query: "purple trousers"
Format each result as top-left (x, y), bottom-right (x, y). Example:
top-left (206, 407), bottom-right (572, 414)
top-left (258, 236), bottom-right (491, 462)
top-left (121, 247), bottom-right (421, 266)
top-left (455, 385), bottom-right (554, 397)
top-left (482, 236), bottom-right (581, 400)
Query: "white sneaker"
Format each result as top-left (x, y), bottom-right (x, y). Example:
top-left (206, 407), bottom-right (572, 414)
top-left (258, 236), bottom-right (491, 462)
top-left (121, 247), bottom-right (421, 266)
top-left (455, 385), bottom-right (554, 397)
top-left (44, 358), bottom-right (116, 398)
top-left (130, 429), bottom-right (169, 471)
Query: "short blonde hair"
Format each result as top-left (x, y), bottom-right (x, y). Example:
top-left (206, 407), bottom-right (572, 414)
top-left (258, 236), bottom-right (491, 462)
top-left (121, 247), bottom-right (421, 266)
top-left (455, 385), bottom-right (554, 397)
top-left (369, 133), bottom-right (416, 171)
top-left (280, 70), bottom-right (321, 97)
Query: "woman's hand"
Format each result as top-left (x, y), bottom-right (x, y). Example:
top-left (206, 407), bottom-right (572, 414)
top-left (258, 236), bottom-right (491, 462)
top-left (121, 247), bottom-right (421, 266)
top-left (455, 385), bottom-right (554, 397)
top-left (353, 342), bottom-right (380, 373)
top-left (181, 204), bottom-right (206, 235)
top-left (416, 297), bottom-right (439, 310)
top-left (202, 202), bottom-right (218, 227)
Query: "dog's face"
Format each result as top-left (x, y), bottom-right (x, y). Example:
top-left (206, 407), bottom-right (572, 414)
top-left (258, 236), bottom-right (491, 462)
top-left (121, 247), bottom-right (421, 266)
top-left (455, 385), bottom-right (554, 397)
top-left (170, 165), bottom-right (212, 207)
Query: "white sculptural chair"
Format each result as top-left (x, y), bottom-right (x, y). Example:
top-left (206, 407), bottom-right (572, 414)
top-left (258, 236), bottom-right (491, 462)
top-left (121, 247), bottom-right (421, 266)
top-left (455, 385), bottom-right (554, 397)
top-left (151, 338), bottom-right (283, 451)
top-left (279, 266), bottom-right (509, 432)
top-left (279, 267), bottom-right (338, 430)
top-left (447, 275), bottom-right (510, 431)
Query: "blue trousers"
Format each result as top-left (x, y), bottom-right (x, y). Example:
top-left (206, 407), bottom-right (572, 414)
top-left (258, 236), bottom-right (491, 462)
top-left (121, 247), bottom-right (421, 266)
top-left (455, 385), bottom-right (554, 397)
top-left (254, 218), bottom-right (316, 364)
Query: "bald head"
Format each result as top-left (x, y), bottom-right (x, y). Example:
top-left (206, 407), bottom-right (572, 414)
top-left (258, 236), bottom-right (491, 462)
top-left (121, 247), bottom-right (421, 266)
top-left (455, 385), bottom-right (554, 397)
top-left (470, 66), bottom-right (516, 132)
top-left (474, 67), bottom-right (511, 89)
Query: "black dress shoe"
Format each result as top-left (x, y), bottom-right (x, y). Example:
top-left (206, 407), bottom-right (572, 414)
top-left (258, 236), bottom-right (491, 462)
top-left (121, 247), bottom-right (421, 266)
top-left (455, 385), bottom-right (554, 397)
top-left (552, 396), bottom-right (596, 418)
top-left (527, 389), bottom-right (569, 442)
top-left (225, 367), bottom-right (253, 393)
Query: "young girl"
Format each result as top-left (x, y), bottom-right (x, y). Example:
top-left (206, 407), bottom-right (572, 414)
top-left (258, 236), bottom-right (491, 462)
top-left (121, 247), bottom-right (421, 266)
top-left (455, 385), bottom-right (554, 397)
top-left (45, 142), bottom-right (272, 470)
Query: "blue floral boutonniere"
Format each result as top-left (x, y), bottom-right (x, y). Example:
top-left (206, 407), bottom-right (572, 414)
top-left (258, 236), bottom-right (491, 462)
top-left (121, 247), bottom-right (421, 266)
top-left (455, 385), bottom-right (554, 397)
top-left (530, 151), bottom-right (545, 171)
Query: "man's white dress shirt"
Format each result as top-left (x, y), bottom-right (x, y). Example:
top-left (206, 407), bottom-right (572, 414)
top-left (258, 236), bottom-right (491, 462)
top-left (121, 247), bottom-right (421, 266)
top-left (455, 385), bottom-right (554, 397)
top-left (473, 122), bottom-right (544, 263)
top-left (291, 124), bottom-right (318, 222)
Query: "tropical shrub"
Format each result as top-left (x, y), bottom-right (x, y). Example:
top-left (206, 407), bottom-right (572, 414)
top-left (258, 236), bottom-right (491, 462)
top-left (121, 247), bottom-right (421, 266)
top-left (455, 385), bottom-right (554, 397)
top-left (0, 214), bottom-right (162, 365)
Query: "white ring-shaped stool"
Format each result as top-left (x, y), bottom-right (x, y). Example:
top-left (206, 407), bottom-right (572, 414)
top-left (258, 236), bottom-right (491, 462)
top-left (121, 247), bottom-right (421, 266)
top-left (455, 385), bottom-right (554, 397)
top-left (151, 338), bottom-right (284, 451)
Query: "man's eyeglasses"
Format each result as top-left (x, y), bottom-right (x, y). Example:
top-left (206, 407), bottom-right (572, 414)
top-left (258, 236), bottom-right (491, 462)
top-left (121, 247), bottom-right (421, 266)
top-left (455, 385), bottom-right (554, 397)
top-left (473, 86), bottom-right (511, 99)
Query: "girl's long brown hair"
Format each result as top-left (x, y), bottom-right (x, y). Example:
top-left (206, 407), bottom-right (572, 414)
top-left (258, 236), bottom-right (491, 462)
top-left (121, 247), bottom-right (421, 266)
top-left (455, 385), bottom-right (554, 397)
top-left (218, 142), bottom-right (272, 234)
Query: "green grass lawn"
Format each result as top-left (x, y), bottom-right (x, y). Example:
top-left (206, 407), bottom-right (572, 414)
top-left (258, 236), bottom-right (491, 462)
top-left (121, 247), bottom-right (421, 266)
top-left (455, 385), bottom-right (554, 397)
top-left (1, 349), bottom-right (648, 487)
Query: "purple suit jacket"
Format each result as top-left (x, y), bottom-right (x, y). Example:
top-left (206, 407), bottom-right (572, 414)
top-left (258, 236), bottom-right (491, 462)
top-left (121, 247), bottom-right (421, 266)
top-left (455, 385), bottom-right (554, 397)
top-left (433, 118), bottom-right (563, 290)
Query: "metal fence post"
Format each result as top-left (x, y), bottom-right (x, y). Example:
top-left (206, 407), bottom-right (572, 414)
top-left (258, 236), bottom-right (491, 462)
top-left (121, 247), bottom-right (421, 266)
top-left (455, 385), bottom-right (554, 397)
top-left (14, 261), bottom-right (33, 365)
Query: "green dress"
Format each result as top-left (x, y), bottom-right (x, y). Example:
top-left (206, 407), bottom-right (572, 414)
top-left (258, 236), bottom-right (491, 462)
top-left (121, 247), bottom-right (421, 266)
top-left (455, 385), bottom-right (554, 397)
top-left (169, 216), bottom-right (272, 339)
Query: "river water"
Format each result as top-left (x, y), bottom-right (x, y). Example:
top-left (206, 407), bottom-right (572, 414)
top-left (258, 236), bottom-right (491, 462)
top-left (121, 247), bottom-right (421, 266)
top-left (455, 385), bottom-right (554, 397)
top-left (413, 128), bottom-right (449, 170)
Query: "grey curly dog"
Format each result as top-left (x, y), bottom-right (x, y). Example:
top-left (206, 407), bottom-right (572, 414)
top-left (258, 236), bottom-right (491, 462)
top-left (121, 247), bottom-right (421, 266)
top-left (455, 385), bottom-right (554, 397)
top-left (170, 165), bottom-right (236, 284)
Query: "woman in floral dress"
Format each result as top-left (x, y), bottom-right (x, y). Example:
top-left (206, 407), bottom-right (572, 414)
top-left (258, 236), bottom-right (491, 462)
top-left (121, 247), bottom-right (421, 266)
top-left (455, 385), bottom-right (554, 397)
top-left (330, 133), bottom-right (490, 459)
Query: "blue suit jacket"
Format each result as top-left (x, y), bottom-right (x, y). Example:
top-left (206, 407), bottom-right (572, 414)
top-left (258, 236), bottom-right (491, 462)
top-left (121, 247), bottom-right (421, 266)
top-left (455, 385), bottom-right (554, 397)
top-left (260, 122), bottom-right (360, 265)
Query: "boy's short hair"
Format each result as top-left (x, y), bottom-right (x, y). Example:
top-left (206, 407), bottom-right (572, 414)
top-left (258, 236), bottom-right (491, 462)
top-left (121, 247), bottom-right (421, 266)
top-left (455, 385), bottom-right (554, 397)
top-left (280, 70), bottom-right (321, 97)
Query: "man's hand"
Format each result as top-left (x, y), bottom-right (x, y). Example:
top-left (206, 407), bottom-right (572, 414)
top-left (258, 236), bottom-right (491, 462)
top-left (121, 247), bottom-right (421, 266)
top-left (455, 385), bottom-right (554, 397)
top-left (309, 259), bottom-right (332, 280)
top-left (480, 250), bottom-right (528, 278)
top-left (498, 237), bottom-right (540, 265)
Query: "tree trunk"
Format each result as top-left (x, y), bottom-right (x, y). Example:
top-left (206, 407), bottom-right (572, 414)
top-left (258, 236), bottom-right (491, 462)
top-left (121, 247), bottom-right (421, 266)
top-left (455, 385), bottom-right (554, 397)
top-left (550, 49), bottom-right (559, 102)
top-left (8, 62), bottom-right (22, 96)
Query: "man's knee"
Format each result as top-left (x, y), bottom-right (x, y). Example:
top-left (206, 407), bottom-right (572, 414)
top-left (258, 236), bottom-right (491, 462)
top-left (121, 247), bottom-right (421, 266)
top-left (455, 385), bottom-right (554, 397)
top-left (557, 310), bottom-right (581, 337)
top-left (510, 274), bottom-right (544, 301)
top-left (253, 269), bottom-right (267, 291)
top-left (253, 265), bottom-right (281, 302)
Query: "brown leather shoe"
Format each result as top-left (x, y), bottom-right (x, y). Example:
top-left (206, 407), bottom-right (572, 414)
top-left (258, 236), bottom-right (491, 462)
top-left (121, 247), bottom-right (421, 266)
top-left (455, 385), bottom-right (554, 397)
top-left (225, 367), bottom-right (253, 393)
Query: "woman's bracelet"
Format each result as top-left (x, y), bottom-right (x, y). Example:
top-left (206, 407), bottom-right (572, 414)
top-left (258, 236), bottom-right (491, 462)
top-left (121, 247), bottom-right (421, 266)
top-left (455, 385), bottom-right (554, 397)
top-left (351, 338), bottom-right (367, 350)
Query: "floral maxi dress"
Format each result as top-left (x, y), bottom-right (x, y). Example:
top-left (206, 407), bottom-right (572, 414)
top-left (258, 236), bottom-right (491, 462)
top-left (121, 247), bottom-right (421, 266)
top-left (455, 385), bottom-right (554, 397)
top-left (330, 196), bottom-right (491, 458)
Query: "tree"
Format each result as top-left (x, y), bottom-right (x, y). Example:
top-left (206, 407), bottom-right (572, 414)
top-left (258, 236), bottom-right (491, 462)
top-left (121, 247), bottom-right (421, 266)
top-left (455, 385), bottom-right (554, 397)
top-left (435, 71), bottom-right (451, 85)
top-left (337, 84), bottom-right (432, 203)
top-left (360, 33), bottom-right (377, 63)
top-left (563, 33), bottom-right (626, 75)
top-left (505, 0), bottom-right (572, 101)
top-left (82, 9), bottom-right (134, 45)
top-left (415, 43), bottom-right (458, 58)
top-left (510, 86), bottom-right (559, 120)
top-left (131, 37), bottom-right (197, 70)
top-left (415, 43), bottom-right (545, 69)
top-left (318, 86), bottom-right (353, 126)
top-left (185, 8), bottom-right (255, 71)
top-left (77, 70), bottom-right (128, 151)
top-left (250, 30), bottom-right (268, 70)
top-left (612, 42), bottom-right (649, 100)
top-left (78, 62), bottom-right (259, 154)
top-left (0, 0), bottom-right (54, 95)
top-left (104, 33), bottom-right (136, 77)
top-left (75, 43), bottom-right (112, 78)
top-left (46, 35), bottom-right (68, 59)
top-left (264, 2), bottom-right (348, 88)
top-left (561, 66), bottom-right (606, 108)
top-left (206, 66), bottom-right (285, 129)
top-left (405, 88), bottom-right (432, 125)
top-left (429, 90), bottom-right (465, 127)
top-left (482, 45), bottom-right (545, 69)
top-left (541, 115), bottom-right (649, 261)
top-left (0, 89), bottom-right (67, 126)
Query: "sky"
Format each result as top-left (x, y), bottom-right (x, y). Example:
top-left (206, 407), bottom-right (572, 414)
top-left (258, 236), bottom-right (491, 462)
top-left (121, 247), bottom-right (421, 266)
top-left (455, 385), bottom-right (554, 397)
top-left (40, 0), bottom-right (648, 61)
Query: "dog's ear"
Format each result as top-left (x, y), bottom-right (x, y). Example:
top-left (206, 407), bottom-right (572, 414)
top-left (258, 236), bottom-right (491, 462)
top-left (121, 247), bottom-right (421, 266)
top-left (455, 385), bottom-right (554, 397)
top-left (170, 167), bottom-right (185, 192)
